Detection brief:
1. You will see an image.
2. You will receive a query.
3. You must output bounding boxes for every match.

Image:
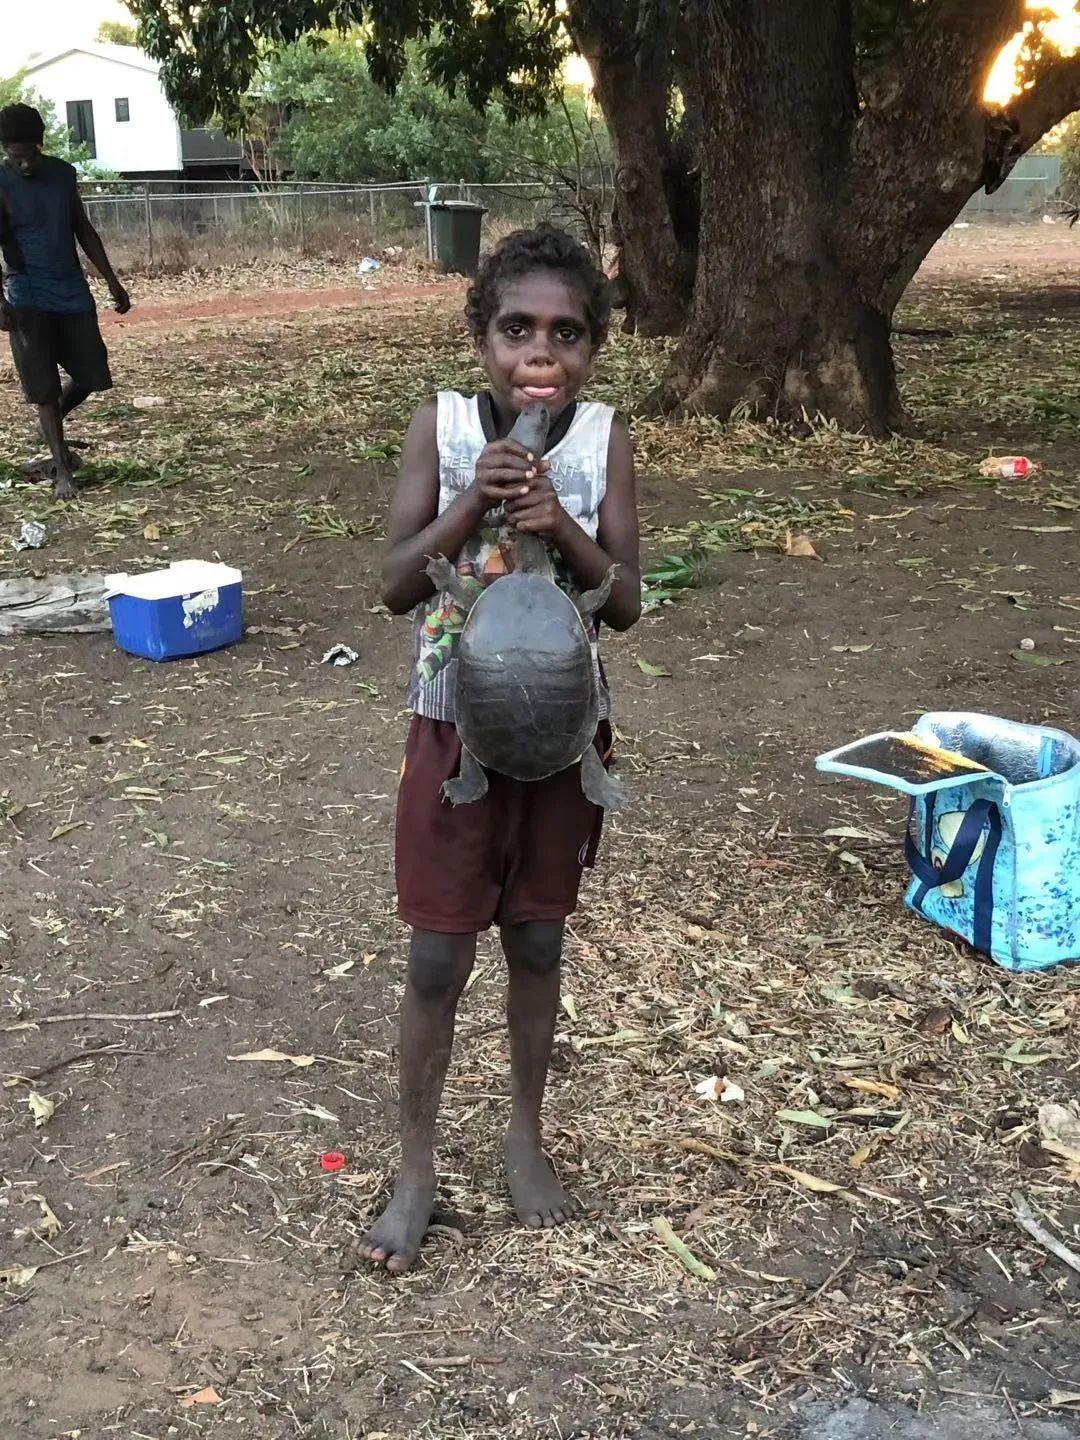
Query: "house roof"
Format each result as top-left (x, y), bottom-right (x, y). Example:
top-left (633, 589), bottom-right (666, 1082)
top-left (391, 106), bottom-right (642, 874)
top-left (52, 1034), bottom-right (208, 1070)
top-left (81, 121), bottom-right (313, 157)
top-left (22, 43), bottom-right (161, 77)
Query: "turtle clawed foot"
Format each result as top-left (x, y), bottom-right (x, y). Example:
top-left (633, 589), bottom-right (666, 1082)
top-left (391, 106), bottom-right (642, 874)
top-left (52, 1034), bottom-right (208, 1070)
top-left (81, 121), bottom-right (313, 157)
top-left (426, 554), bottom-right (458, 592)
top-left (441, 750), bottom-right (489, 806)
top-left (580, 746), bottom-right (628, 811)
top-left (576, 566), bottom-right (616, 620)
top-left (426, 555), bottom-right (479, 613)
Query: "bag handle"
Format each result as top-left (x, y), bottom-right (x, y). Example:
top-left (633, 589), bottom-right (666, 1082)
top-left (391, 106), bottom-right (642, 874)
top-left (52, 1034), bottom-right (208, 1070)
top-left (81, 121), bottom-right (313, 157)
top-left (905, 798), bottom-right (996, 887)
top-left (906, 796), bottom-right (1004, 955)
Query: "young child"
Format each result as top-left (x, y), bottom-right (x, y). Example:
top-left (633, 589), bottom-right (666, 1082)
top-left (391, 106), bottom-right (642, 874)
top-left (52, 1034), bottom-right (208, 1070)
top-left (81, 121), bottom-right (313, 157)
top-left (0, 104), bottom-right (131, 499)
top-left (355, 224), bottom-right (641, 1275)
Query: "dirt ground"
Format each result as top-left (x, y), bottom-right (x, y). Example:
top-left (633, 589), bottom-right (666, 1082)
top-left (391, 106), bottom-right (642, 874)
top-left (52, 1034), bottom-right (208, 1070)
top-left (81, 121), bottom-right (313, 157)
top-left (1, 222), bottom-right (1079, 1440)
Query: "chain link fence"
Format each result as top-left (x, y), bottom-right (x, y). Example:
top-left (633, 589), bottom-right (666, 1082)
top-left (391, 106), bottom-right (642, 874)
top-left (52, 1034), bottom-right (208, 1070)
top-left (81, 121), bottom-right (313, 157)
top-left (78, 177), bottom-right (610, 274)
top-left (957, 154), bottom-right (1063, 223)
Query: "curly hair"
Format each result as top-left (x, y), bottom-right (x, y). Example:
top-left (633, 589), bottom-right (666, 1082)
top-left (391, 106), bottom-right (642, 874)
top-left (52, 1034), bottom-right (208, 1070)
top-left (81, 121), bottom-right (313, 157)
top-left (0, 104), bottom-right (46, 146)
top-left (465, 223), bottom-right (611, 348)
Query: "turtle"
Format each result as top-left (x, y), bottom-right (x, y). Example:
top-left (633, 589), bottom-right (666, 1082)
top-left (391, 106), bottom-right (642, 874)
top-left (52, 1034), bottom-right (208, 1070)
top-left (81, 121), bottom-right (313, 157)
top-left (425, 403), bottom-right (628, 811)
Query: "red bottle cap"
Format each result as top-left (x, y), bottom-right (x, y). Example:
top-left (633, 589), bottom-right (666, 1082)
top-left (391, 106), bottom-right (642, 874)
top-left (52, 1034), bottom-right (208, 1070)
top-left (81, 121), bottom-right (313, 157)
top-left (320, 1151), bottom-right (347, 1173)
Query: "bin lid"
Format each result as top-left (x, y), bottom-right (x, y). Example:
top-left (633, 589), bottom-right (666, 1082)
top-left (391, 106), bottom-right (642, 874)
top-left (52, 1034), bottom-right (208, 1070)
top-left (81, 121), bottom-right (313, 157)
top-left (428, 200), bottom-right (488, 212)
top-left (105, 559), bottom-right (242, 601)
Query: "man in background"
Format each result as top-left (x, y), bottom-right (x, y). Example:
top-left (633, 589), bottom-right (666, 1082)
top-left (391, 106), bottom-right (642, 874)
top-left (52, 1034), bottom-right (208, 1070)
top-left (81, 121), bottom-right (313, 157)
top-left (0, 102), bottom-right (131, 499)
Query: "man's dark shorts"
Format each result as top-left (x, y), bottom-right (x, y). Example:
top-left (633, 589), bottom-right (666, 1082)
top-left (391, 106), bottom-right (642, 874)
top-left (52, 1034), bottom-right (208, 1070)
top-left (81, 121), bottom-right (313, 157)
top-left (395, 715), bottom-right (613, 934)
top-left (8, 305), bottom-right (112, 404)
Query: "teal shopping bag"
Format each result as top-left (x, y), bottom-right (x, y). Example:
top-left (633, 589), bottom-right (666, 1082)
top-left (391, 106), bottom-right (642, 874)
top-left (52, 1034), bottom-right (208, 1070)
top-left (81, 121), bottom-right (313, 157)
top-left (819, 713), bottom-right (1080, 973)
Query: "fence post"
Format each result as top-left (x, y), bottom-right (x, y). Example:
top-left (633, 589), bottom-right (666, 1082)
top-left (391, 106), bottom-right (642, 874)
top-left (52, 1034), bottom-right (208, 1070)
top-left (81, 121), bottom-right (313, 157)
top-left (297, 183), bottom-right (305, 254)
top-left (143, 182), bottom-right (153, 267)
top-left (369, 188), bottom-right (376, 227)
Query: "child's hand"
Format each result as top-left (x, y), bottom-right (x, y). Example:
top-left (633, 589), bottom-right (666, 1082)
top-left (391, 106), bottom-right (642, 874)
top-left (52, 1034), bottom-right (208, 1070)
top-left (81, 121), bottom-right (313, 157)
top-left (473, 439), bottom-right (550, 510)
top-left (505, 471), bottom-right (567, 539)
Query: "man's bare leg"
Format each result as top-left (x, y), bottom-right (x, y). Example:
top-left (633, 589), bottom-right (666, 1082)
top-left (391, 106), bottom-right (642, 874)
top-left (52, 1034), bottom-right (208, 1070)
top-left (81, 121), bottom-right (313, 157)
top-left (27, 384), bottom-right (90, 482)
top-left (350, 929), bottom-right (476, 1275)
top-left (60, 379), bottom-right (90, 420)
top-left (36, 400), bottom-right (76, 500)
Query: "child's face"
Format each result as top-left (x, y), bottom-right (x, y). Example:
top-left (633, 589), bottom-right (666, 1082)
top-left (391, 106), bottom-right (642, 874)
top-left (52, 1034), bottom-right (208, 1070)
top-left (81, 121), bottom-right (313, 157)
top-left (478, 269), bottom-right (594, 420)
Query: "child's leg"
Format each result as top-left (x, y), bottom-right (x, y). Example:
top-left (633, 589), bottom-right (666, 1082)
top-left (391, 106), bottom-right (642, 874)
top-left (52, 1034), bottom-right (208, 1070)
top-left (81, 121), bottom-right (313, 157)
top-left (354, 928), bottom-right (475, 1274)
top-left (501, 920), bottom-right (576, 1228)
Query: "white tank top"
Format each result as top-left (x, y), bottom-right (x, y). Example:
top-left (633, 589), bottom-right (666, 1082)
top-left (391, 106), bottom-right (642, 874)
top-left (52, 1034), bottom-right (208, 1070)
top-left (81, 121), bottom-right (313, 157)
top-left (409, 390), bottom-right (614, 723)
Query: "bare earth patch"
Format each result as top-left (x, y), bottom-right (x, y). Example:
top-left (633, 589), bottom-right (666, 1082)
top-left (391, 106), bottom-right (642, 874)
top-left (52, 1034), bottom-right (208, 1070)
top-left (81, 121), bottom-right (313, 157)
top-left (1, 225), bottom-right (1078, 1440)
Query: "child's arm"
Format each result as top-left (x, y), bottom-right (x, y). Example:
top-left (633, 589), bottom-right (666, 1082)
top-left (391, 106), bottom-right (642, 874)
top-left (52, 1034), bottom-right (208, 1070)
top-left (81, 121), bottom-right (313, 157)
top-left (382, 401), bottom-right (488, 614)
top-left (382, 401), bottom-right (597, 614)
top-left (505, 417), bottom-right (641, 632)
top-left (72, 194), bottom-right (130, 313)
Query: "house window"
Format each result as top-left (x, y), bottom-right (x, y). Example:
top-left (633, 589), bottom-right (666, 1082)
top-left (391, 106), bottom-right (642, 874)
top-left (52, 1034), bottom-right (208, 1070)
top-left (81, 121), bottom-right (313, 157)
top-left (115, 98), bottom-right (130, 123)
top-left (65, 99), bottom-right (96, 158)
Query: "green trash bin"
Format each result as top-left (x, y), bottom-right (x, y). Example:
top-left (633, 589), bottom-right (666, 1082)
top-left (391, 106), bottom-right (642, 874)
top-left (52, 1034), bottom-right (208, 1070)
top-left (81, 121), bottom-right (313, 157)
top-left (429, 200), bottom-right (487, 276)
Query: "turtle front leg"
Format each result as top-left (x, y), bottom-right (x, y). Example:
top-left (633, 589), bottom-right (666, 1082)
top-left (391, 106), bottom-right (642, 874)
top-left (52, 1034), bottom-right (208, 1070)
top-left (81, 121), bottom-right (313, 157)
top-left (441, 749), bottom-right (490, 806)
top-left (575, 565), bottom-right (617, 620)
top-left (579, 745), bottom-right (628, 811)
top-left (426, 555), bottom-right (479, 613)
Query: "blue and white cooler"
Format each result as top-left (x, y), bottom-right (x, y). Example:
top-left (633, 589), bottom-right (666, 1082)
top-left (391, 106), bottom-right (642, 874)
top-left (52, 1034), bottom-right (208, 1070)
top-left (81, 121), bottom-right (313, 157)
top-left (106, 560), bottom-right (244, 662)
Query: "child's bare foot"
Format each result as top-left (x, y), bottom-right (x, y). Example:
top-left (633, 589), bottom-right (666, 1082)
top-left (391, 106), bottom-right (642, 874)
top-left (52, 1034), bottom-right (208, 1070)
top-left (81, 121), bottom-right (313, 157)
top-left (349, 1180), bottom-right (435, 1275)
top-left (505, 1130), bottom-right (576, 1228)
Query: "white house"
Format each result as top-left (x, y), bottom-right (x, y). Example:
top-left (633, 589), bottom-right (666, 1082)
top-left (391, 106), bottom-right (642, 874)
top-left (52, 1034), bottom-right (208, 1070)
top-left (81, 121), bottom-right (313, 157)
top-left (18, 43), bottom-right (250, 179)
top-left (20, 43), bottom-right (183, 175)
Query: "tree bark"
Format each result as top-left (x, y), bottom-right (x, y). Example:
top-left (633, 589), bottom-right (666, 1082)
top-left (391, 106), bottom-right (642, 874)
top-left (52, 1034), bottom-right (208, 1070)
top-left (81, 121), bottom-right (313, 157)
top-left (569, 0), bottom-right (1080, 430)
top-left (648, 1), bottom-right (903, 430)
top-left (639, 0), bottom-right (1080, 432)
top-left (569, 2), bottom-right (695, 335)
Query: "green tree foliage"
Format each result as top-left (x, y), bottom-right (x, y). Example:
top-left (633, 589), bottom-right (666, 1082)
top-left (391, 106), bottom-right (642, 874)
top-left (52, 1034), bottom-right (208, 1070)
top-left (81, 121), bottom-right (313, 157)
top-left (96, 20), bottom-right (140, 46)
top-left (130, 1), bottom-right (566, 131)
top-left (263, 37), bottom-right (606, 184)
top-left (1051, 115), bottom-right (1080, 205)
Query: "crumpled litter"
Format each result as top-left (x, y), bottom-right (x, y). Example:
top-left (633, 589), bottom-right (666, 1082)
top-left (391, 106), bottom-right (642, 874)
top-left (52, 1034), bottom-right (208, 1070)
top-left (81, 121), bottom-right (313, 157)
top-left (13, 521), bottom-right (46, 552)
top-left (321, 644), bottom-right (359, 667)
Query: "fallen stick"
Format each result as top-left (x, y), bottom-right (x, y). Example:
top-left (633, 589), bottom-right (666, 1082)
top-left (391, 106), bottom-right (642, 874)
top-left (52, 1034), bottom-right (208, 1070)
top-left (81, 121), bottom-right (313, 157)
top-left (412, 1355), bottom-right (506, 1369)
top-left (2, 1044), bottom-right (137, 1087)
top-left (0, 1247), bottom-right (92, 1282)
top-left (730, 1248), bottom-right (858, 1348)
top-left (1012, 1190), bottom-right (1080, 1276)
top-left (1, 1010), bottom-right (180, 1032)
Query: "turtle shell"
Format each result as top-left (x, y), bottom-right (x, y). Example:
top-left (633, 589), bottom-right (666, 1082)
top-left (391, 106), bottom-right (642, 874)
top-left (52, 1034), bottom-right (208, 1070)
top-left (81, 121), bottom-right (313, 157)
top-left (453, 572), bottom-right (597, 782)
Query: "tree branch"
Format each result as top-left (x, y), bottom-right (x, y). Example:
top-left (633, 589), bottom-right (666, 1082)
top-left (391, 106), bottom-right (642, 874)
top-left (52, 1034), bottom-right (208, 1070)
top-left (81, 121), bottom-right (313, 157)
top-left (837, 0), bottom-right (1053, 307)
top-left (1010, 52), bottom-right (1080, 150)
top-left (864, 0), bottom-right (1023, 114)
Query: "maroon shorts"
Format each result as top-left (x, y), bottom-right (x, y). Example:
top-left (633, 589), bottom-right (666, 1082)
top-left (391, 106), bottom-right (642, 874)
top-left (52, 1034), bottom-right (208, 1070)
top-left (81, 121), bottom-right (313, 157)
top-left (395, 715), bottom-right (613, 934)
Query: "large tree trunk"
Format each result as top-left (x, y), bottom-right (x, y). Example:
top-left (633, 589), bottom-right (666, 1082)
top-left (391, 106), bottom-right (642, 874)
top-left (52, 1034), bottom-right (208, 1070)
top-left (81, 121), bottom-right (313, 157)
top-left (570, 3), bottom-right (695, 336)
top-left (647, 0), bottom-right (906, 431)
top-left (636, 0), bottom-right (1080, 432)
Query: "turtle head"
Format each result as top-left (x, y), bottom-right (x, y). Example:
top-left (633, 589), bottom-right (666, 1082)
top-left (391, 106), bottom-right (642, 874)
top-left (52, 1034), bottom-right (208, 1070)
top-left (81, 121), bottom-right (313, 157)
top-left (514, 531), bottom-right (552, 577)
top-left (507, 403), bottom-right (550, 459)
